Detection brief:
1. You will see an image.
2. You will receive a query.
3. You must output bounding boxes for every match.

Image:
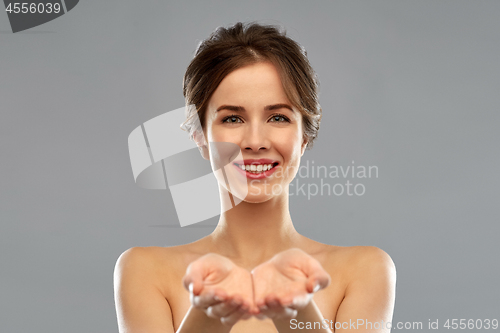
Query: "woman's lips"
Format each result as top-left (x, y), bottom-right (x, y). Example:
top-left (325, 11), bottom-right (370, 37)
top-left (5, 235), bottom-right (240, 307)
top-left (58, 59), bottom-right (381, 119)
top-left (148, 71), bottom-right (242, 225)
top-left (232, 161), bottom-right (280, 179)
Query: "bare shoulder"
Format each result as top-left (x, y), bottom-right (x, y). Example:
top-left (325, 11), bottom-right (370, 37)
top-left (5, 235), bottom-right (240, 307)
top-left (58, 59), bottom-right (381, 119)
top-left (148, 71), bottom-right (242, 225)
top-left (323, 246), bottom-right (397, 325)
top-left (114, 246), bottom-right (176, 275)
top-left (332, 245), bottom-right (394, 267)
top-left (113, 247), bottom-right (167, 299)
top-left (113, 244), bottom-right (205, 332)
top-left (321, 245), bottom-right (397, 304)
top-left (113, 246), bottom-right (183, 333)
top-left (114, 244), bottom-right (204, 285)
top-left (300, 239), bottom-right (396, 282)
top-left (114, 247), bottom-right (158, 281)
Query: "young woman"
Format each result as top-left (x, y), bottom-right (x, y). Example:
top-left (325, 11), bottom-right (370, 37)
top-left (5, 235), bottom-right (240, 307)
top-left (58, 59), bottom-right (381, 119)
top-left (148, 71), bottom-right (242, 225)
top-left (114, 22), bottom-right (396, 333)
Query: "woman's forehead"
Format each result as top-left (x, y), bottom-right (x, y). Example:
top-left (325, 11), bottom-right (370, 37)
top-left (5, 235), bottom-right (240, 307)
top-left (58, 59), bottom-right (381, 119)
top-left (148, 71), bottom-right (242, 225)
top-left (209, 62), bottom-right (291, 109)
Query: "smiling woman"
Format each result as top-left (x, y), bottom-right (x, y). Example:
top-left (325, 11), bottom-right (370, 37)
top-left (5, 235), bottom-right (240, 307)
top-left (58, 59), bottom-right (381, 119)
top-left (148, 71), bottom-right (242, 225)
top-left (114, 22), bottom-right (396, 333)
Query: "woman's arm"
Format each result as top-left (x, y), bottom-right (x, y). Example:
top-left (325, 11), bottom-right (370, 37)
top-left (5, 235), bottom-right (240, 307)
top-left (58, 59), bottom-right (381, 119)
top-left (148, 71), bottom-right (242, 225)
top-left (114, 247), bottom-right (175, 333)
top-left (114, 248), bottom-right (235, 333)
top-left (332, 246), bottom-right (396, 333)
top-left (176, 306), bottom-right (232, 333)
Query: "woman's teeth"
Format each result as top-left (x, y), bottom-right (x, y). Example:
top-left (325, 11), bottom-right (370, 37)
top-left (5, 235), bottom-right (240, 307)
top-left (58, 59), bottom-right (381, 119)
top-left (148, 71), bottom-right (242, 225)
top-left (237, 164), bottom-right (275, 173)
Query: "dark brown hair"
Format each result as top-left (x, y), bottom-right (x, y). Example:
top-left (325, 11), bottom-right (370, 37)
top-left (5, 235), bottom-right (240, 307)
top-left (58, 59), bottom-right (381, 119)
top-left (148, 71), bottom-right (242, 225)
top-left (181, 21), bottom-right (322, 149)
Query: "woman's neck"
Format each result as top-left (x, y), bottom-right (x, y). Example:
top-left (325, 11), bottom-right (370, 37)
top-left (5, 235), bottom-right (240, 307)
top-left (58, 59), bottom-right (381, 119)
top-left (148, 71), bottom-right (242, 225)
top-left (208, 186), bottom-right (303, 268)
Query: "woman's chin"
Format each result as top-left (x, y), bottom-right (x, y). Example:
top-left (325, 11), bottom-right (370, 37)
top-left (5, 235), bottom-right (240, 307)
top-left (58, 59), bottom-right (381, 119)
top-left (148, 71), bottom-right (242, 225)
top-left (241, 194), bottom-right (274, 204)
top-left (239, 187), bottom-right (286, 203)
top-left (221, 180), bottom-right (288, 204)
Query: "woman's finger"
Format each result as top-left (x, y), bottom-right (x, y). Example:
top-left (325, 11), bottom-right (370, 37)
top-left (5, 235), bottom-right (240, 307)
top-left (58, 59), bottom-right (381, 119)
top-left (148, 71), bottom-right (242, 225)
top-left (264, 298), bottom-right (297, 319)
top-left (183, 259), bottom-right (214, 296)
top-left (277, 307), bottom-right (298, 320)
top-left (220, 305), bottom-right (247, 326)
top-left (306, 273), bottom-right (331, 293)
top-left (207, 296), bottom-right (242, 318)
top-left (290, 293), bottom-right (313, 309)
top-left (240, 312), bottom-right (253, 320)
top-left (182, 275), bottom-right (204, 296)
top-left (192, 289), bottom-right (223, 309)
top-left (259, 300), bottom-right (277, 319)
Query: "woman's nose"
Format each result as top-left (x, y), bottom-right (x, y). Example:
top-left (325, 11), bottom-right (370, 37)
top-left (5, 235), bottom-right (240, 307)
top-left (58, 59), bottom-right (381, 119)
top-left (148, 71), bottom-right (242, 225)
top-left (241, 123), bottom-right (270, 151)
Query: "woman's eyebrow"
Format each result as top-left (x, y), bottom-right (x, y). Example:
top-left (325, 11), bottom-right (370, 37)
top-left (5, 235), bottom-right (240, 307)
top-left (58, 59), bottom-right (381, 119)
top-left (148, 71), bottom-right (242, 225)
top-left (216, 104), bottom-right (295, 112)
top-left (216, 105), bottom-right (245, 112)
top-left (265, 103), bottom-right (294, 112)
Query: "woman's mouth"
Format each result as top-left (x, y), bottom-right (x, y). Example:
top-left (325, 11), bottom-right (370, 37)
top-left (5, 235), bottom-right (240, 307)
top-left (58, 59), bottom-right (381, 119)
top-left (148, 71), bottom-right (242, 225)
top-left (235, 162), bottom-right (278, 173)
top-left (232, 160), bottom-right (280, 179)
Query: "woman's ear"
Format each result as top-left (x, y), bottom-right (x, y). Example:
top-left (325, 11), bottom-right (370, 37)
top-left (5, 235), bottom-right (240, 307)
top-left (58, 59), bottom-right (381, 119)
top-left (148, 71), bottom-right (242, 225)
top-left (193, 130), bottom-right (210, 160)
top-left (301, 137), bottom-right (308, 156)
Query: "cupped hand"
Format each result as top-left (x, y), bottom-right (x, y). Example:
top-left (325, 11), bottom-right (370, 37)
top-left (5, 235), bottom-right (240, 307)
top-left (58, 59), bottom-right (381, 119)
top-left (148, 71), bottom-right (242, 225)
top-left (182, 253), bottom-right (256, 326)
top-left (251, 248), bottom-right (331, 320)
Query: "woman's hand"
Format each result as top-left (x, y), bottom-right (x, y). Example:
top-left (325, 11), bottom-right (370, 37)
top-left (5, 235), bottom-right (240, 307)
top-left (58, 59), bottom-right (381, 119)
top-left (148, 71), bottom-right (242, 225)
top-left (251, 248), bottom-right (331, 320)
top-left (182, 253), bottom-right (256, 326)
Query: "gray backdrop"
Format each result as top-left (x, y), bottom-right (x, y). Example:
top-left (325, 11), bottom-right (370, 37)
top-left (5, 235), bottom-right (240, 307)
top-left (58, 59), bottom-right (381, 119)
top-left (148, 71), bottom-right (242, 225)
top-left (1, 1), bottom-right (499, 332)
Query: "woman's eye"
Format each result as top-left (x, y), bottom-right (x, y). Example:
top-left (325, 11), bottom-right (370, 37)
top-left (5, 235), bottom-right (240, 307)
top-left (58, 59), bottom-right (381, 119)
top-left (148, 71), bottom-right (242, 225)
top-left (223, 116), bottom-right (242, 123)
top-left (269, 114), bottom-right (289, 122)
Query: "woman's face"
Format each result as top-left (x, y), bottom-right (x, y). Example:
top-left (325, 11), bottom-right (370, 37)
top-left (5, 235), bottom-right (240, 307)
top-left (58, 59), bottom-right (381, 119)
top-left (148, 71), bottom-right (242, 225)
top-left (203, 61), bottom-right (307, 203)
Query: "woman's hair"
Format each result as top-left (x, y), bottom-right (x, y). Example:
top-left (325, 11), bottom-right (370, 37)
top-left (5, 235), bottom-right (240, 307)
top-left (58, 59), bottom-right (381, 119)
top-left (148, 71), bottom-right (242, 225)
top-left (181, 21), bottom-right (322, 149)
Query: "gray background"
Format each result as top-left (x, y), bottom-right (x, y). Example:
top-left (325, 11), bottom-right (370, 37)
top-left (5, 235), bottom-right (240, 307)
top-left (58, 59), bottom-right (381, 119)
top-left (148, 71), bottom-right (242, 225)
top-left (1, 1), bottom-right (499, 332)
